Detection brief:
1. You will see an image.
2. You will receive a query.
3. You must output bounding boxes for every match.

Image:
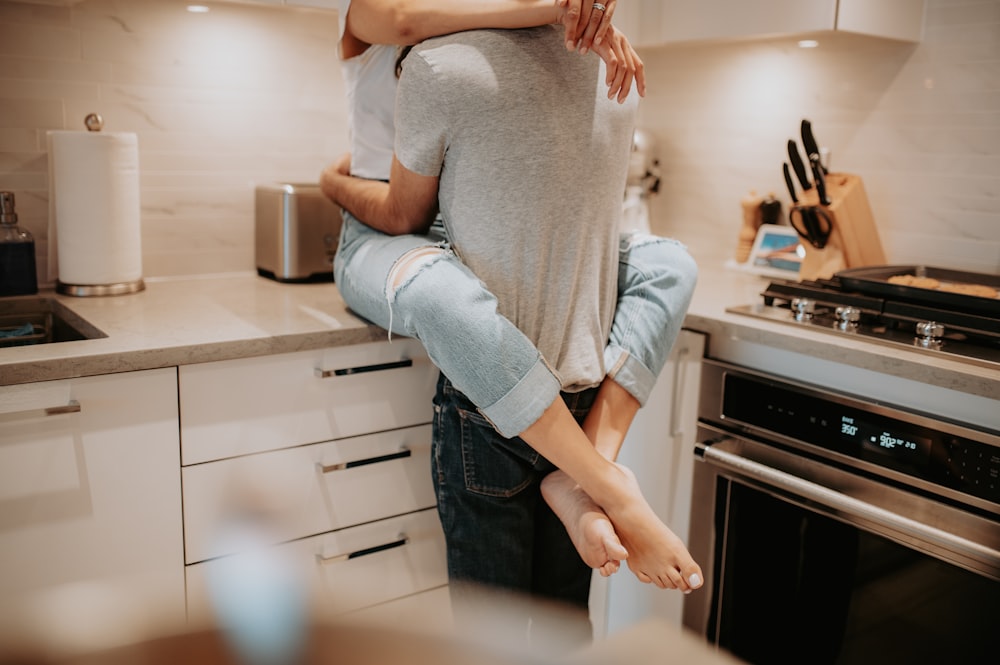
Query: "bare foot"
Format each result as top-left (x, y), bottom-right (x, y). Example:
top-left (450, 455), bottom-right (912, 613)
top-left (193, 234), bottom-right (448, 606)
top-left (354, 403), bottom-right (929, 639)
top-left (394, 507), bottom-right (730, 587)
top-left (541, 470), bottom-right (628, 576)
top-left (600, 463), bottom-right (703, 592)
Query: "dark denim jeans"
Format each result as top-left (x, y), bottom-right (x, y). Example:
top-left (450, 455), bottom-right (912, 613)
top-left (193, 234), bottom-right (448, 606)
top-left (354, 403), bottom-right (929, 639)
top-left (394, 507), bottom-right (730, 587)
top-left (431, 372), bottom-right (599, 647)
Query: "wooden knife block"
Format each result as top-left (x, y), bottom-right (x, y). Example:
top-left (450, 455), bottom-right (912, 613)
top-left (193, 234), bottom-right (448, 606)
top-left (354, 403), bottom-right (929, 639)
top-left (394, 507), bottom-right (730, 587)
top-left (797, 173), bottom-right (886, 280)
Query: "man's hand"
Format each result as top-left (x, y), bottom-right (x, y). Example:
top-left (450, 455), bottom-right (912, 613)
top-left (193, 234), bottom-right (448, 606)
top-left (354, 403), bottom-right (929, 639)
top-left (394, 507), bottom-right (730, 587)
top-left (319, 153), bottom-right (440, 237)
top-left (333, 152), bottom-right (351, 177)
top-left (590, 24), bottom-right (645, 102)
top-left (556, 0), bottom-right (616, 53)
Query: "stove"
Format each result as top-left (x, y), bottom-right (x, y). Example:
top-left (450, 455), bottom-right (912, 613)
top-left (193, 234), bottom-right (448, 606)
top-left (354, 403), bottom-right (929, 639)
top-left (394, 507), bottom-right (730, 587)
top-left (727, 265), bottom-right (1000, 371)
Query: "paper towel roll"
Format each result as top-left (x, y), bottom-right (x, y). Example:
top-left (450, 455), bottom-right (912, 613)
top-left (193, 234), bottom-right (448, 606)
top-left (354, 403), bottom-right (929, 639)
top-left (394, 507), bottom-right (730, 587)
top-left (47, 130), bottom-right (143, 289)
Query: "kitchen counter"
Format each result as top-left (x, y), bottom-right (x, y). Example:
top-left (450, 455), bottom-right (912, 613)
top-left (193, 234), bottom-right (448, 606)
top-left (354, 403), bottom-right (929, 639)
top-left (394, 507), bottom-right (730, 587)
top-left (1, 266), bottom-right (996, 403)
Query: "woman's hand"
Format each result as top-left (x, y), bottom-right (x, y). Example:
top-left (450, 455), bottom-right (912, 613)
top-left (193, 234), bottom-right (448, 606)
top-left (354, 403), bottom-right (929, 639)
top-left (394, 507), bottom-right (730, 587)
top-left (556, 0), bottom-right (616, 53)
top-left (591, 24), bottom-right (646, 102)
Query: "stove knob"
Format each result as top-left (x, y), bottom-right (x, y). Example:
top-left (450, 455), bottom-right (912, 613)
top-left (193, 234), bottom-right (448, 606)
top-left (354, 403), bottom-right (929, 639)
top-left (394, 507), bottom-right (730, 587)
top-left (915, 320), bottom-right (945, 348)
top-left (791, 298), bottom-right (815, 322)
top-left (834, 306), bottom-right (861, 331)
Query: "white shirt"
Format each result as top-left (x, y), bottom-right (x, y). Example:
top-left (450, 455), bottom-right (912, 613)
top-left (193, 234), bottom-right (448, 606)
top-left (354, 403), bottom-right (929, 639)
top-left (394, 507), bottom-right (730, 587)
top-left (338, 0), bottom-right (398, 180)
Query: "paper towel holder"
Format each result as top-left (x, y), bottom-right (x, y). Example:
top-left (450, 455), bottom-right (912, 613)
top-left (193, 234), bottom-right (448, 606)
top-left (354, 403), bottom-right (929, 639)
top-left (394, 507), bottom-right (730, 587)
top-left (85, 112), bottom-right (104, 132)
top-left (53, 113), bottom-right (146, 297)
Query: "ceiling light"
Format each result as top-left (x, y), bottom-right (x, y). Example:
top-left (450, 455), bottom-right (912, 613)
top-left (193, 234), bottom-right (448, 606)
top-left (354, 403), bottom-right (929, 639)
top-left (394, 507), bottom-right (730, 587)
top-left (187, 5), bottom-right (210, 13)
top-left (797, 39), bottom-right (819, 49)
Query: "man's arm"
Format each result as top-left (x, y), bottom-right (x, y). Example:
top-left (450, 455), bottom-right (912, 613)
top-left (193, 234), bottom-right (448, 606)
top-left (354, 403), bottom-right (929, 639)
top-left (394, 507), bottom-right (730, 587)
top-left (320, 153), bottom-right (440, 236)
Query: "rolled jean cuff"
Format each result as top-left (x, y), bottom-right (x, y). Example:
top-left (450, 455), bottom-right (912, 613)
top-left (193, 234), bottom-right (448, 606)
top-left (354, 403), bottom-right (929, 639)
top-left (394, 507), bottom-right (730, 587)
top-left (479, 357), bottom-right (562, 439)
top-left (604, 342), bottom-right (657, 407)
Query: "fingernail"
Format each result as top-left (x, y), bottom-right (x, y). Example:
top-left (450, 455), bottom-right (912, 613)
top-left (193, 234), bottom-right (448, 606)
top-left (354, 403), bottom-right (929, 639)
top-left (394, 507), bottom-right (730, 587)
top-left (580, 46), bottom-right (588, 55)
top-left (683, 589), bottom-right (692, 595)
top-left (689, 573), bottom-right (702, 587)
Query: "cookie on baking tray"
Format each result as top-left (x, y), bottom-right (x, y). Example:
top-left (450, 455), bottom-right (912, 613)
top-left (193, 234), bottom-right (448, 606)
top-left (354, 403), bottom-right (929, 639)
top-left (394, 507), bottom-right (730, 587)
top-left (888, 274), bottom-right (941, 289)
top-left (887, 273), bottom-right (998, 299)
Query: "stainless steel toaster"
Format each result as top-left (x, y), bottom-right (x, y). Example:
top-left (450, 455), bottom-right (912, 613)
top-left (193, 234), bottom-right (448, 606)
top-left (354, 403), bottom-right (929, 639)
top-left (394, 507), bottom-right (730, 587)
top-left (255, 183), bottom-right (342, 282)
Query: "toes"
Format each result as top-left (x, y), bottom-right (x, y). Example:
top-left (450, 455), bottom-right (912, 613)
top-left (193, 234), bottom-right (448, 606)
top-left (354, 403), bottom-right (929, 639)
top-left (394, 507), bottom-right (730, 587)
top-left (604, 536), bottom-right (628, 561)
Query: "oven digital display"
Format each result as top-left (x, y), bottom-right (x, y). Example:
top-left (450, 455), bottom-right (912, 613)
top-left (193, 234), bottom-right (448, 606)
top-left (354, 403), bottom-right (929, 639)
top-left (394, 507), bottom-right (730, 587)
top-left (840, 415), bottom-right (932, 468)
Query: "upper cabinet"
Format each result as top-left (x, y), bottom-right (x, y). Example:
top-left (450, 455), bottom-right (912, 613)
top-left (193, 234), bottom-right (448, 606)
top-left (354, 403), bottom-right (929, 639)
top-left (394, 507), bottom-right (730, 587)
top-left (615, 0), bottom-right (926, 47)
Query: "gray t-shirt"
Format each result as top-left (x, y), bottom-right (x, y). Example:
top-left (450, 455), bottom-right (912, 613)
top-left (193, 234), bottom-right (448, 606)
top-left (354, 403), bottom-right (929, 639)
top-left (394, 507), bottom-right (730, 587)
top-left (395, 26), bottom-right (637, 392)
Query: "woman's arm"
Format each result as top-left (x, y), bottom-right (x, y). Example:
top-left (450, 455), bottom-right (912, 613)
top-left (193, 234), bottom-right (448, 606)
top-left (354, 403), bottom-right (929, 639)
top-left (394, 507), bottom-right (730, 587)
top-left (345, 0), bottom-right (644, 99)
top-left (346, 0), bottom-right (561, 47)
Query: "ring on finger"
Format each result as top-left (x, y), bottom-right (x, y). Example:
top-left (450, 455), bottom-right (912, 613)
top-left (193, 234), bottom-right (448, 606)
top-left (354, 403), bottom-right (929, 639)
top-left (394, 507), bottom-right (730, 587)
top-left (592, 2), bottom-right (607, 12)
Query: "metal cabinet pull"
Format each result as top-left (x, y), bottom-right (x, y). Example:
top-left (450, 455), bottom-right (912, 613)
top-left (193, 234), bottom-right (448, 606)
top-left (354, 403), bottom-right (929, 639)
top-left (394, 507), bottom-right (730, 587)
top-left (316, 534), bottom-right (409, 564)
top-left (316, 447), bottom-right (411, 473)
top-left (0, 400), bottom-right (81, 423)
top-left (314, 358), bottom-right (413, 379)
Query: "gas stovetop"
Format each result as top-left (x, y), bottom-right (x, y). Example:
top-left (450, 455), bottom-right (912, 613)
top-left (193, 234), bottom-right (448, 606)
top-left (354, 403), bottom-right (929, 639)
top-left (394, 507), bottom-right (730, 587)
top-left (728, 267), bottom-right (1000, 371)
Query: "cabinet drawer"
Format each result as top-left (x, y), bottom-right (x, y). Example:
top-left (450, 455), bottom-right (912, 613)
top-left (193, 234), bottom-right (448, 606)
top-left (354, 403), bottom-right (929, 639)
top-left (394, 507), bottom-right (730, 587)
top-left (349, 585), bottom-right (452, 635)
top-left (0, 369), bottom-right (185, 621)
top-left (183, 425), bottom-right (435, 564)
top-left (185, 508), bottom-right (447, 621)
top-left (179, 339), bottom-right (436, 465)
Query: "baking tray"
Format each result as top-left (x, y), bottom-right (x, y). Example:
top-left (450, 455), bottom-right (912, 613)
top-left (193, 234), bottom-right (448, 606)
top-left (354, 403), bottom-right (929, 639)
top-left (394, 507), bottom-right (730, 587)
top-left (835, 265), bottom-right (1000, 317)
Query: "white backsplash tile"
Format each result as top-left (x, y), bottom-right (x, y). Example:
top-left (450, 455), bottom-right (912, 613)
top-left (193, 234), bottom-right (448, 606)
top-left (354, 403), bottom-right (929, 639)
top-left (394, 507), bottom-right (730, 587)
top-left (638, 0), bottom-right (1000, 274)
top-left (0, 0), bottom-right (996, 281)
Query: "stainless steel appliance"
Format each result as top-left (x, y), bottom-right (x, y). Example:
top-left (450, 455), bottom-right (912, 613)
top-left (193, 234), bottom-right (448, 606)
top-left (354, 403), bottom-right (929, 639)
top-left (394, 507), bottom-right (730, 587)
top-left (727, 265), bottom-right (1000, 370)
top-left (255, 183), bottom-right (342, 283)
top-left (685, 266), bottom-right (1000, 664)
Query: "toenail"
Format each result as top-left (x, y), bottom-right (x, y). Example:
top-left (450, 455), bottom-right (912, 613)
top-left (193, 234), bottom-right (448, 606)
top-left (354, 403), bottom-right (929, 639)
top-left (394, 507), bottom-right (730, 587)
top-left (689, 573), bottom-right (702, 587)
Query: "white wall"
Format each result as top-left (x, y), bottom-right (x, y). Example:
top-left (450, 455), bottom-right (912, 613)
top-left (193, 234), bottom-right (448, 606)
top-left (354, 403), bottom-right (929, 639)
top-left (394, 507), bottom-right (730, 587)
top-left (0, 0), bottom-right (997, 282)
top-left (0, 0), bottom-right (345, 280)
top-left (638, 0), bottom-right (1000, 273)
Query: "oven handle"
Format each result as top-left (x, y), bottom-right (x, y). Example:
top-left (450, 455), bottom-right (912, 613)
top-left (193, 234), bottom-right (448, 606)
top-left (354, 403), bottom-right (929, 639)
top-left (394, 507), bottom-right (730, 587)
top-left (697, 441), bottom-right (1000, 568)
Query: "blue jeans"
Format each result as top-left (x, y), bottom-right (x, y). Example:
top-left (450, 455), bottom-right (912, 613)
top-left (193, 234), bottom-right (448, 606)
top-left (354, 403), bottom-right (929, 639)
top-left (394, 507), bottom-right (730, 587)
top-left (432, 373), bottom-right (598, 647)
top-left (333, 212), bottom-right (697, 438)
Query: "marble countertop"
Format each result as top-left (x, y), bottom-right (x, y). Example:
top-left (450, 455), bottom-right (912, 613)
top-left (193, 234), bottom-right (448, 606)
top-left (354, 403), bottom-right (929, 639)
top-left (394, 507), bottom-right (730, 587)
top-left (1, 264), bottom-right (996, 402)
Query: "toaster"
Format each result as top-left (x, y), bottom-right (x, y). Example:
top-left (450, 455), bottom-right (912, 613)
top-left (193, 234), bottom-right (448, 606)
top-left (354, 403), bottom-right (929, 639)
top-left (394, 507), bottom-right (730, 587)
top-left (255, 183), bottom-right (342, 282)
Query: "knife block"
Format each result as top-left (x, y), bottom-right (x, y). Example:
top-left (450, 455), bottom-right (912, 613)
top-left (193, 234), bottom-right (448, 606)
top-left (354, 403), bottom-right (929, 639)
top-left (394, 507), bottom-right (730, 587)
top-left (800, 244), bottom-right (846, 281)
top-left (797, 172), bottom-right (886, 280)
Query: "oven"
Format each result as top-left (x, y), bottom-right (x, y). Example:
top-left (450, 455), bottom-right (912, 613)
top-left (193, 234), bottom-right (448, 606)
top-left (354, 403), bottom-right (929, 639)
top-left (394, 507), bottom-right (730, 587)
top-left (683, 359), bottom-right (1000, 664)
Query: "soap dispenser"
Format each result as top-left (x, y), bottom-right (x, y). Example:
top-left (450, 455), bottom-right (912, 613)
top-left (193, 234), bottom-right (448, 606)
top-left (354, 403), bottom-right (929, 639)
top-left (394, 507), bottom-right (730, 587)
top-left (0, 191), bottom-right (39, 296)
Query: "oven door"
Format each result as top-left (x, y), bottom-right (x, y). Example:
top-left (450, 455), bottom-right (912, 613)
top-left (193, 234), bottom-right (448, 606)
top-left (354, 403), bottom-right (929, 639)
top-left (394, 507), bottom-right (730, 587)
top-left (683, 431), bottom-right (1000, 665)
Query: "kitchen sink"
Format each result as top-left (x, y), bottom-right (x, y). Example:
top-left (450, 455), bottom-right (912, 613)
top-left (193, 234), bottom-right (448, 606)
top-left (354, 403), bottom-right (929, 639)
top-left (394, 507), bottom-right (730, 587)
top-left (0, 297), bottom-right (107, 347)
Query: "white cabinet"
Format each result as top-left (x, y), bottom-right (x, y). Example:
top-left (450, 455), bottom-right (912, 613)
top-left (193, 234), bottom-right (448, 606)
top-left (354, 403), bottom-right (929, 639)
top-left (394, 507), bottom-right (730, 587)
top-left (179, 339), bottom-right (449, 627)
top-left (0, 369), bottom-right (185, 627)
top-left (179, 339), bottom-right (436, 465)
top-left (616, 0), bottom-right (925, 46)
top-left (589, 329), bottom-right (706, 637)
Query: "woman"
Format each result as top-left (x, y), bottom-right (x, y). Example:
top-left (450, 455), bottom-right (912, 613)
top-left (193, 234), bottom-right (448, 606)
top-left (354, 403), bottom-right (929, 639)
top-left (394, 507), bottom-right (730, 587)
top-left (325, 0), bottom-right (702, 596)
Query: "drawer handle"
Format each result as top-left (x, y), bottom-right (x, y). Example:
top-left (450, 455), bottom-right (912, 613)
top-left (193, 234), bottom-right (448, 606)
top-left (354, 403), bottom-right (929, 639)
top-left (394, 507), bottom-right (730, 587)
top-left (316, 534), bottom-right (409, 564)
top-left (0, 400), bottom-right (81, 423)
top-left (316, 447), bottom-right (412, 473)
top-left (314, 358), bottom-right (414, 379)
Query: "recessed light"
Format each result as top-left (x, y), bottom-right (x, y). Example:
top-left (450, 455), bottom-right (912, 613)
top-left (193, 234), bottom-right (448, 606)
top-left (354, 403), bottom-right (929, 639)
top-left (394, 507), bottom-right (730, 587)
top-left (798, 39), bottom-right (819, 49)
top-left (187, 5), bottom-right (210, 13)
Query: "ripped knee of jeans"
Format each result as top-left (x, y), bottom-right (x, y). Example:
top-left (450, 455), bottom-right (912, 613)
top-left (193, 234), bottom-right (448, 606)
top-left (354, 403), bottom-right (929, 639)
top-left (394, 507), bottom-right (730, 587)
top-left (385, 245), bottom-right (450, 303)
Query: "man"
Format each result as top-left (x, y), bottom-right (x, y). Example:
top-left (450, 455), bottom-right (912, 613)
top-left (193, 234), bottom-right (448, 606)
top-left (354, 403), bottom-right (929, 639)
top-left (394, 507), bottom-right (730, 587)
top-left (321, 24), bottom-right (702, 645)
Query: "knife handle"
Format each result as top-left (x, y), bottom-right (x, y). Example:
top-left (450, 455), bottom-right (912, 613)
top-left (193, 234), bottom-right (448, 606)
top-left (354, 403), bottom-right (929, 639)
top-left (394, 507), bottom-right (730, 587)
top-left (787, 140), bottom-right (812, 191)
top-left (782, 162), bottom-right (798, 204)
top-left (801, 119), bottom-right (827, 175)
top-left (810, 153), bottom-right (831, 206)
